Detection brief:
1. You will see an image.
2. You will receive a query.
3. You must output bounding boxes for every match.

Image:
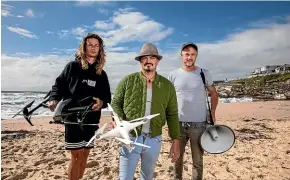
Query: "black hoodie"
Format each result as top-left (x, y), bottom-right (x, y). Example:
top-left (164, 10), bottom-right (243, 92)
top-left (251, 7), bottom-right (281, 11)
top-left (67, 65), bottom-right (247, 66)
top-left (49, 59), bottom-right (111, 123)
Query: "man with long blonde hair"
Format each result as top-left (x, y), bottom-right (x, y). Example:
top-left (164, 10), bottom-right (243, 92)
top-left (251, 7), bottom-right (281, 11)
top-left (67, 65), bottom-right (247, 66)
top-left (48, 33), bottom-right (111, 180)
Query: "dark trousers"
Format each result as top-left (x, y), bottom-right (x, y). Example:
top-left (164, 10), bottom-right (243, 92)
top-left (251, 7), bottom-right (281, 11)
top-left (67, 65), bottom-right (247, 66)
top-left (174, 122), bottom-right (206, 180)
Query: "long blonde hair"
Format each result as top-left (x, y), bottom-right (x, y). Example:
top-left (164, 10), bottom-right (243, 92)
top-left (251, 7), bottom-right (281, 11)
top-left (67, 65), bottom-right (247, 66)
top-left (75, 33), bottom-right (106, 74)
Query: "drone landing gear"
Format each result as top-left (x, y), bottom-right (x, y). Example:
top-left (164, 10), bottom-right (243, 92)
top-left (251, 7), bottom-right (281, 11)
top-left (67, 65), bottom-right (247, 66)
top-left (128, 143), bottom-right (136, 153)
top-left (12, 91), bottom-right (51, 126)
top-left (56, 102), bottom-right (97, 130)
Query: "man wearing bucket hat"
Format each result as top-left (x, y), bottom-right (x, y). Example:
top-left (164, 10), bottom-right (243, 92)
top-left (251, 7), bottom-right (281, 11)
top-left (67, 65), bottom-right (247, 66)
top-left (168, 42), bottom-right (219, 180)
top-left (111, 43), bottom-right (180, 180)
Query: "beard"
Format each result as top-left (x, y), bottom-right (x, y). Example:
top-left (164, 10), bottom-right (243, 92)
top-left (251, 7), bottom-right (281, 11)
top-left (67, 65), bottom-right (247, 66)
top-left (144, 66), bottom-right (152, 72)
top-left (185, 61), bottom-right (195, 67)
top-left (143, 63), bottom-right (153, 72)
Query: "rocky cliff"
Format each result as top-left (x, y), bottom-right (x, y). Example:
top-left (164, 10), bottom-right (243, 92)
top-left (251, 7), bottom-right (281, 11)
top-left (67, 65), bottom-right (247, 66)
top-left (216, 74), bottom-right (290, 100)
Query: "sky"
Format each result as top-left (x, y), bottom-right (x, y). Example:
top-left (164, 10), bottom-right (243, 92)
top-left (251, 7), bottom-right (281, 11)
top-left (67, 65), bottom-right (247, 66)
top-left (1, 1), bottom-right (290, 92)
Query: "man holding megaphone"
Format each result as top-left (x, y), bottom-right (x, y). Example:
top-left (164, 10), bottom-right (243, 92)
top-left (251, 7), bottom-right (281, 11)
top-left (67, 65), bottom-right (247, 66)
top-left (168, 42), bottom-right (219, 180)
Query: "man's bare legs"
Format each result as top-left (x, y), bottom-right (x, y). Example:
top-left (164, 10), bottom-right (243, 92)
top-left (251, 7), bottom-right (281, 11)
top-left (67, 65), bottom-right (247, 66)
top-left (78, 149), bottom-right (91, 179)
top-left (68, 149), bottom-right (83, 180)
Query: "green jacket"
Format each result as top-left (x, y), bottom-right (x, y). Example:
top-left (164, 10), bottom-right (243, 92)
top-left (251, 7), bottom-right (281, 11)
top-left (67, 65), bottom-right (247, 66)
top-left (111, 72), bottom-right (180, 140)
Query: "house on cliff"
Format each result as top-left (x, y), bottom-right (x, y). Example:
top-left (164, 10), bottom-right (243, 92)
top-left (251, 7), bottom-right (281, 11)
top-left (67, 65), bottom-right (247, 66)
top-left (260, 65), bottom-right (281, 74)
top-left (250, 64), bottom-right (290, 77)
top-left (275, 64), bottom-right (290, 73)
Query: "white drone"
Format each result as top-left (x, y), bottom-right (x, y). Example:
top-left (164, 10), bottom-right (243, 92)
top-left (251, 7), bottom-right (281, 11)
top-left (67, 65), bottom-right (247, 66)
top-left (86, 103), bottom-right (160, 152)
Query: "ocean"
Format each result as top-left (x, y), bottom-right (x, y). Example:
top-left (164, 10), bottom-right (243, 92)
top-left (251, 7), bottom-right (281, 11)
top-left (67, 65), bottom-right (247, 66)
top-left (1, 91), bottom-right (253, 120)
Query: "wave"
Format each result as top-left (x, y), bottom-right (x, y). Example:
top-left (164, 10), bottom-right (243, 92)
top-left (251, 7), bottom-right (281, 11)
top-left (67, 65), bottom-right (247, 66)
top-left (1, 92), bottom-right (253, 119)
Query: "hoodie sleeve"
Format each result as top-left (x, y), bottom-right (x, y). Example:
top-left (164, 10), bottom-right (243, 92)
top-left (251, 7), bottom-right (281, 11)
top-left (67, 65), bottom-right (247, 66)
top-left (100, 70), bottom-right (112, 108)
top-left (49, 62), bottom-right (72, 101)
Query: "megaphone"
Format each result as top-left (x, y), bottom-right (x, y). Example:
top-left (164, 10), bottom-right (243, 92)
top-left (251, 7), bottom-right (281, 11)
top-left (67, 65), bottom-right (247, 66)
top-left (199, 124), bottom-right (235, 154)
top-left (199, 69), bottom-right (236, 154)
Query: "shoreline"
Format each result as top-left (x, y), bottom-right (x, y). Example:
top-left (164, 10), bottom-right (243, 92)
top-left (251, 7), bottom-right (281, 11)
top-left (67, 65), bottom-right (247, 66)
top-left (2, 100), bottom-right (289, 121)
top-left (2, 99), bottom-right (289, 120)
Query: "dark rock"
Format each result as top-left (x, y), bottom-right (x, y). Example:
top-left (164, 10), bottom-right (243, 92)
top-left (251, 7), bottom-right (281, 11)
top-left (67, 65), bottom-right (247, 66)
top-left (216, 80), bottom-right (290, 100)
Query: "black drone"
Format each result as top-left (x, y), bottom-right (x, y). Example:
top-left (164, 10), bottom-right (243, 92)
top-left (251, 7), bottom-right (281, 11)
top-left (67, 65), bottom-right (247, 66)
top-left (12, 92), bottom-right (97, 129)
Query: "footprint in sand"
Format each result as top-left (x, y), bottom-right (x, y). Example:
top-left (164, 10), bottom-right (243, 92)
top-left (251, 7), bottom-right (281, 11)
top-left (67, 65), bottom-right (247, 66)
top-left (53, 175), bottom-right (62, 179)
top-left (23, 168), bottom-right (34, 173)
top-left (53, 159), bottom-right (66, 165)
top-left (86, 160), bottom-right (99, 168)
top-left (34, 157), bottom-right (54, 166)
top-left (10, 172), bottom-right (28, 180)
top-left (156, 163), bottom-right (162, 167)
top-left (102, 166), bottom-right (111, 175)
top-left (168, 165), bottom-right (174, 172)
top-left (2, 174), bottom-right (10, 180)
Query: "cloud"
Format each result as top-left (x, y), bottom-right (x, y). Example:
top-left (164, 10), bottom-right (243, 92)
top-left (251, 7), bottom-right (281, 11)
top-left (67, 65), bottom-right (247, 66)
top-left (75, 1), bottom-right (113, 15)
top-left (46, 31), bottom-right (54, 34)
top-left (286, 16), bottom-right (290, 23)
top-left (195, 23), bottom-right (290, 80)
top-left (25, 9), bottom-right (35, 17)
top-left (95, 20), bottom-right (115, 30)
top-left (15, 52), bottom-right (31, 56)
top-left (97, 8), bottom-right (109, 15)
top-left (75, 1), bottom-right (95, 6)
top-left (53, 8), bottom-right (172, 45)
top-left (106, 47), bottom-right (128, 51)
top-left (2, 10), bottom-right (290, 92)
top-left (50, 48), bottom-right (77, 55)
top-left (57, 26), bottom-right (88, 40)
top-left (1, 54), bottom-right (73, 92)
top-left (72, 27), bottom-right (86, 36)
top-left (2, 9), bottom-right (13, 17)
top-left (1, 3), bottom-right (24, 18)
top-left (75, 0), bottom-right (116, 7)
top-left (95, 8), bottom-right (174, 47)
top-left (248, 16), bottom-right (286, 28)
top-left (6, 26), bottom-right (38, 39)
top-left (58, 30), bottom-right (70, 39)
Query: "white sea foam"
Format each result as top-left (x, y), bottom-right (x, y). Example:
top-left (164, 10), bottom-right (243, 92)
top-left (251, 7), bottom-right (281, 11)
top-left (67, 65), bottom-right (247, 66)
top-left (1, 92), bottom-right (253, 119)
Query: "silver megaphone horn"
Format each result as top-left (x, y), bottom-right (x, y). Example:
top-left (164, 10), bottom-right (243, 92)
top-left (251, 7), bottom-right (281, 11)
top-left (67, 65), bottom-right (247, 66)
top-left (199, 69), bottom-right (236, 154)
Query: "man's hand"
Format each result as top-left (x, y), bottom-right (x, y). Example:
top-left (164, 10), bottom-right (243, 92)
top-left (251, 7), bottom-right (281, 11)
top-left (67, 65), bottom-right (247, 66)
top-left (47, 100), bottom-right (58, 111)
top-left (108, 118), bottom-right (116, 130)
top-left (207, 85), bottom-right (218, 125)
top-left (169, 139), bottom-right (180, 163)
top-left (92, 97), bottom-right (103, 111)
top-left (207, 110), bottom-right (216, 124)
top-left (211, 110), bottom-right (217, 124)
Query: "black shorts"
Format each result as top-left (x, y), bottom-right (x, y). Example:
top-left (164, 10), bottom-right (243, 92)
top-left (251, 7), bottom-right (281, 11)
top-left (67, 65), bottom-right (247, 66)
top-left (65, 124), bottom-right (99, 150)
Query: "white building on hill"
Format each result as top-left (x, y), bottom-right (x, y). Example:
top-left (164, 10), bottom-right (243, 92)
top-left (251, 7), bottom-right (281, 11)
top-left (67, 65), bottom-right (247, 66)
top-left (260, 65), bottom-right (280, 74)
top-left (249, 64), bottom-right (290, 78)
top-left (275, 64), bottom-right (290, 73)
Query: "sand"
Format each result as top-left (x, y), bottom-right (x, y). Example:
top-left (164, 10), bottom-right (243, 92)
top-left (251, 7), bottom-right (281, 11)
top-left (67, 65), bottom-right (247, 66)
top-left (1, 100), bottom-right (290, 180)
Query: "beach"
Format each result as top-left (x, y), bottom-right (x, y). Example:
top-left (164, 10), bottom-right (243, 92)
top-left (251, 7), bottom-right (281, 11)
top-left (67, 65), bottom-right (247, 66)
top-left (1, 100), bottom-right (290, 180)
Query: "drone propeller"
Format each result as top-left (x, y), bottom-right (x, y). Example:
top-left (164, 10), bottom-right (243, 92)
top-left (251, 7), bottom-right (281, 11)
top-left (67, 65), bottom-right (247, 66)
top-left (133, 142), bottom-right (151, 148)
top-left (129, 113), bottom-right (160, 123)
top-left (12, 100), bottom-right (35, 126)
top-left (12, 100), bottom-right (35, 118)
top-left (115, 137), bottom-right (150, 148)
top-left (12, 91), bottom-right (52, 126)
top-left (86, 123), bottom-right (108, 146)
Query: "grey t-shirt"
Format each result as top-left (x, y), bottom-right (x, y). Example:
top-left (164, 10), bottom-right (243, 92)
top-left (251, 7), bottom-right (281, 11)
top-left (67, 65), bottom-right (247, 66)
top-left (142, 88), bottom-right (152, 133)
top-left (168, 67), bottom-right (213, 122)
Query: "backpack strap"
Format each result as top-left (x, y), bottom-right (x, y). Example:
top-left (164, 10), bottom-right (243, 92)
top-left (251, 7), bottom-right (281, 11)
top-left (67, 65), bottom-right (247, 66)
top-left (200, 68), bottom-right (215, 125)
top-left (200, 68), bottom-right (207, 86)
